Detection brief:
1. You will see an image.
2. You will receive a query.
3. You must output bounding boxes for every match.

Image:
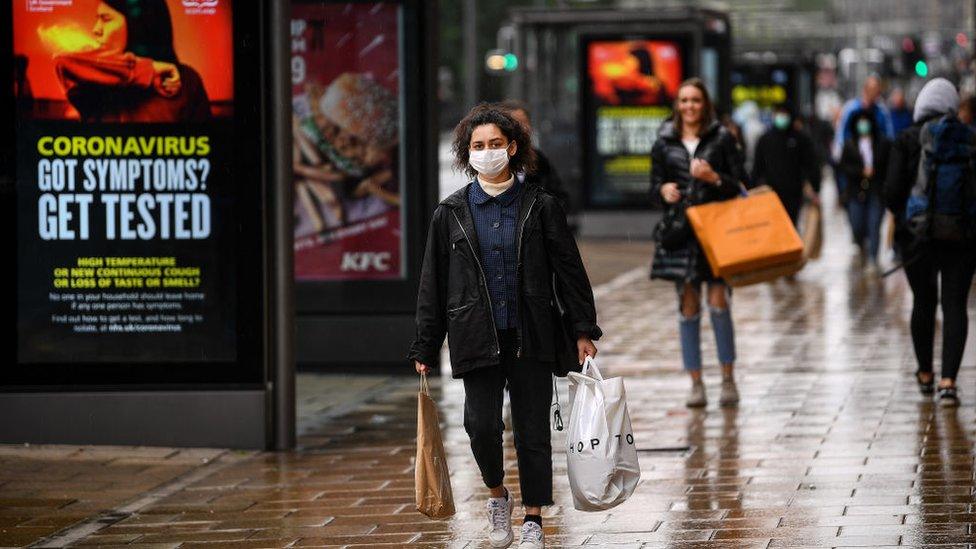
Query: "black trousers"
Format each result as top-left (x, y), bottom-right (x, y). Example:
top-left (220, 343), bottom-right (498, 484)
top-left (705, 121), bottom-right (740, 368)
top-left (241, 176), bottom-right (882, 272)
top-left (904, 245), bottom-right (976, 381)
top-left (462, 330), bottom-right (553, 507)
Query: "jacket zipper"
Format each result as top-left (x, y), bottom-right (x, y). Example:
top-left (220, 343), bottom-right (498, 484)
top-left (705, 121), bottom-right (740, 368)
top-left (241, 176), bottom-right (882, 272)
top-left (514, 196), bottom-right (538, 358)
top-left (451, 210), bottom-right (501, 357)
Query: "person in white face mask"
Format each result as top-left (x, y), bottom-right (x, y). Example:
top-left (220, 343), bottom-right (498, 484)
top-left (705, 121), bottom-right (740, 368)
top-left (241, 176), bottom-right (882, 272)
top-left (751, 103), bottom-right (822, 226)
top-left (410, 104), bottom-right (602, 549)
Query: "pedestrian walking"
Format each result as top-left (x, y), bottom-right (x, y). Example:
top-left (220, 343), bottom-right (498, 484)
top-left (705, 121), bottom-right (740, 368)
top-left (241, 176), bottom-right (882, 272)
top-left (833, 75), bottom-right (896, 158)
top-left (833, 76), bottom-right (896, 224)
top-left (499, 100), bottom-right (572, 211)
top-left (409, 103), bottom-right (601, 548)
top-left (889, 88), bottom-right (913, 136)
top-left (839, 109), bottom-right (890, 274)
top-left (650, 78), bottom-right (747, 408)
top-left (751, 103), bottom-right (822, 225)
top-left (884, 78), bottom-right (976, 406)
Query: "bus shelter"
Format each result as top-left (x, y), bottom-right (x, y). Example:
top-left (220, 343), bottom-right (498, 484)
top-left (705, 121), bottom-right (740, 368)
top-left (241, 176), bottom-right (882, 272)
top-left (505, 7), bottom-right (732, 237)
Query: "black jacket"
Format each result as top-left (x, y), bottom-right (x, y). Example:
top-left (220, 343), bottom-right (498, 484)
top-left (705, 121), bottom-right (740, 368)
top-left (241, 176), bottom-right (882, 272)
top-left (839, 113), bottom-right (891, 202)
top-left (408, 182), bottom-right (601, 378)
top-left (839, 137), bottom-right (890, 201)
top-left (524, 148), bottom-right (570, 211)
top-left (751, 127), bottom-right (821, 220)
top-left (650, 120), bottom-right (746, 280)
top-left (650, 120), bottom-right (746, 210)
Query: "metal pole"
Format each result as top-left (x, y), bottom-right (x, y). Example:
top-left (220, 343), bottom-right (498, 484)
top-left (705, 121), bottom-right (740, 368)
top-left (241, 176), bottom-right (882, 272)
top-left (268, 0), bottom-right (296, 450)
top-left (463, 0), bottom-right (479, 108)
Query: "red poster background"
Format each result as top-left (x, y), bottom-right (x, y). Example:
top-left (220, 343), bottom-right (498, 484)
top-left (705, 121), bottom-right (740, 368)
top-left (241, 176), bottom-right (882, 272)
top-left (588, 41), bottom-right (682, 106)
top-left (13, 0), bottom-right (234, 117)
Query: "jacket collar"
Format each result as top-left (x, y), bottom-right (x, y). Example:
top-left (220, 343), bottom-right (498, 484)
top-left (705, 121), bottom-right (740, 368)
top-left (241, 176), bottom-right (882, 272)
top-left (442, 182), bottom-right (542, 256)
top-left (469, 176), bottom-right (521, 206)
top-left (442, 179), bottom-right (541, 209)
top-left (659, 119), bottom-right (722, 142)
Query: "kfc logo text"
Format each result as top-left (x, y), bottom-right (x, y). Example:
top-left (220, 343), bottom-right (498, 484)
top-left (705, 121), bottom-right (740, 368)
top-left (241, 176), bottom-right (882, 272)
top-left (341, 252), bottom-right (392, 272)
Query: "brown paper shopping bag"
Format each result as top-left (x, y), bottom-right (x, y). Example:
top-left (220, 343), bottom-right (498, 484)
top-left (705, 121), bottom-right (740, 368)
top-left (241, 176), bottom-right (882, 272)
top-left (686, 186), bottom-right (804, 278)
top-left (415, 374), bottom-right (455, 519)
top-left (802, 203), bottom-right (823, 261)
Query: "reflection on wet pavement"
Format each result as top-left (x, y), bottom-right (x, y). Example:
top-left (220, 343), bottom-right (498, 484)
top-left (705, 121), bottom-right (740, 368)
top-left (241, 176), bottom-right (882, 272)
top-left (3, 198), bottom-right (976, 547)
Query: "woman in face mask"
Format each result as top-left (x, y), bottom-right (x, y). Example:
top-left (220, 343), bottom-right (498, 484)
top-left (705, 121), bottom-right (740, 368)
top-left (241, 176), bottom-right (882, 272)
top-left (839, 109), bottom-right (891, 274)
top-left (409, 103), bottom-right (601, 549)
top-left (751, 103), bottom-right (823, 226)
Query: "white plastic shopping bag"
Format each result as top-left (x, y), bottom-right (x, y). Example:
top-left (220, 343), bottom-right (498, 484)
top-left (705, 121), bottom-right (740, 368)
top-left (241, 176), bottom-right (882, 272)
top-left (565, 356), bottom-right (640, 511)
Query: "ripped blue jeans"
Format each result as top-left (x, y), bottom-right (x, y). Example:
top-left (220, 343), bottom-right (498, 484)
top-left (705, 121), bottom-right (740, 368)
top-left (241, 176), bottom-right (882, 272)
top-left (676, 281), bottom-right (736, 372)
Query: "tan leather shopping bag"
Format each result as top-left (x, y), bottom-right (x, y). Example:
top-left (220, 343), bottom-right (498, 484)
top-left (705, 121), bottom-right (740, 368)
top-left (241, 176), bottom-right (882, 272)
top-left (415, 374), bottom-right (455, 519)
top-left (726, 258), bottom-right (806, 287)
top-left (686, 186), bottom-right (804, 278)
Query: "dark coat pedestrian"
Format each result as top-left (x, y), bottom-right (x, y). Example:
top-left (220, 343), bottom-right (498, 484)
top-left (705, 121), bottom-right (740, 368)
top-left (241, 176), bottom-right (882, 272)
top-left (410, 104), bottom-right (601, 522)
top-left (839, 110), bottom-right (891, 201)
top-left (751, 122), bottom-right (822, 223)
top-left (523, 147), bottom-right (571, 210)
top-left (883, 78), bottom-right (976, 402)
top-left (408, 182), bottom-right (601, 377)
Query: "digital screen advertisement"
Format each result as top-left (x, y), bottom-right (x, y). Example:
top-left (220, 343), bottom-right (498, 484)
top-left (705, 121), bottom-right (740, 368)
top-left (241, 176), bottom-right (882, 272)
top-left (290, 1), bottom-right (404, 281)
top-left (731, 65), bottom-right (792, 112)
top-left (12, 0), bottom-right (239, 364)
top-left (582, 38), bottom-right (684, 207)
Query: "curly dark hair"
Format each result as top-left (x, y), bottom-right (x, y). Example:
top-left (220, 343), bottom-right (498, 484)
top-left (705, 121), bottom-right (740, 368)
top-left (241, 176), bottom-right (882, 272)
top-left (452, 103), bottom-right (536, 178)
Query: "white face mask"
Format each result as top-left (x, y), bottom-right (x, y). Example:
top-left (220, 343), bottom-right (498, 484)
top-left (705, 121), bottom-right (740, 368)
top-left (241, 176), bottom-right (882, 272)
top-left (469, 145), bottom-right (512, 178)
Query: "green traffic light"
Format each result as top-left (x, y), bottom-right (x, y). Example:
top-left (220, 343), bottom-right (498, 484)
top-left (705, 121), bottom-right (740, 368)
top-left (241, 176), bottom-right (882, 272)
top-left (504, 53), bottom-right (518, 71)
top-left (915, 60), bottom-right (928, 77)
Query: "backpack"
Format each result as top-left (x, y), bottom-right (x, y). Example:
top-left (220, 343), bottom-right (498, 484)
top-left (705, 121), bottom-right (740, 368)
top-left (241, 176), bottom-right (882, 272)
top-left (905, 115), bottom-right (976, 245)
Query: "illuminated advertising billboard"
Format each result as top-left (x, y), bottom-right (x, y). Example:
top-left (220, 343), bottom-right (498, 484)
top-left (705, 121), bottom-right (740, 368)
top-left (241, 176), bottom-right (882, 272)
top-left (581, 36), bottom-right (685, 208)
top-left (290, 1), bottom-right (404, 281)
top-left (9, 0), bottom-right (263, 382)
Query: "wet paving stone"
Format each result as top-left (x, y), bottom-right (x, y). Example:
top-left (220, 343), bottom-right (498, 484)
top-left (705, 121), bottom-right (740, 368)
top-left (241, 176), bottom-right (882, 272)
top-left (2, 199), bottom-right (976, 547)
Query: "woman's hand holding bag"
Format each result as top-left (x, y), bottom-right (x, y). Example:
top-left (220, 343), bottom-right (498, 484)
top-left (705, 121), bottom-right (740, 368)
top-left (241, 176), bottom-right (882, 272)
top-left (565, 356), bottom-right (640, 511)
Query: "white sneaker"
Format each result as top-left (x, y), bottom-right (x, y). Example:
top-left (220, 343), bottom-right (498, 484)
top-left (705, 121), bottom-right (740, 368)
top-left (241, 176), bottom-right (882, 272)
top-left (519, 521), bottom-right (545, 548)
top-left (486, 494), bottom-right (514, 548)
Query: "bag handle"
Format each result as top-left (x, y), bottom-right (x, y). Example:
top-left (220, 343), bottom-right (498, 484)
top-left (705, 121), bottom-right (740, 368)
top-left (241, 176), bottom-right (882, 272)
top-left (580, 356), bottom-right (603, 380)
top-left (420, 372), bottom-right (431, 396)
top-left (550, 375), bottom-right (564, 432)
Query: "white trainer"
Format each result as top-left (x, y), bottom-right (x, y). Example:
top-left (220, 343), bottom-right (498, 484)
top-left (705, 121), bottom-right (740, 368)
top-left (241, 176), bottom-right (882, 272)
top-left (519, 520), bottom-right (545, 548)
top-left (486, 494), bottom-right (514, 548)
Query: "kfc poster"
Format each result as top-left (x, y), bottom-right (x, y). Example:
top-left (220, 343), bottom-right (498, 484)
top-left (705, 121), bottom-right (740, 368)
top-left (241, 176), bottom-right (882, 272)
top-left (583, 38), bottom-right (684, 207)
top-left (290, 2), bottom-right (403, 281)
top-left (12, 0), bottom-right (239, 363)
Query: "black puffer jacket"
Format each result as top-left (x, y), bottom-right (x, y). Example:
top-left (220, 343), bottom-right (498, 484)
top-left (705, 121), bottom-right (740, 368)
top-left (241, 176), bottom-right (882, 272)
top-left (408, 182), bottom-right (601, 378)
top-left (650, 120), bottom-right (747, 280)
top-left (651, 120), bottom-right (747, 210)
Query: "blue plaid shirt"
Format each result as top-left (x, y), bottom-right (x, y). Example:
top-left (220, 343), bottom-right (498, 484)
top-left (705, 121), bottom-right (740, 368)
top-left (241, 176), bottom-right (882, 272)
top-left (468, 179), bottom-right (521, 330)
